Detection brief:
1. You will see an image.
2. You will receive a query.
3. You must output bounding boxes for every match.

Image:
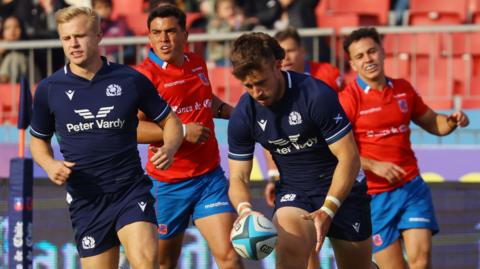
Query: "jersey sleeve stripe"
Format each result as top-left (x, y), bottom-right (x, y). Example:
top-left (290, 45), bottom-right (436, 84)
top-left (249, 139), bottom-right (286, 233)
top-left (30, 127), bottom-right (53, 139)
top-left (228, 152), bottom-right (254, 160)
top-left (325, 122), bottom-right (352, 144)
top-left (152, 106), bottom-right (171, 122)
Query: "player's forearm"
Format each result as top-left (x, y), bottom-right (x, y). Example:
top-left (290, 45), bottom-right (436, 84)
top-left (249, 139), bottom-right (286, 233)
top-left (137, 120), bottom-right (165, 144)
top-left (159, 112), bottom-right (183, 153)
top-left (360, 156), bottom-right (375, 172)
top-left (30, 136), bottom-right (55, 171)
top-left (433, 114), bottom-right (457, 136)
top-left (228, 159), bottom-right (254, 213)
top-left (212, 95), bottom-right (233, 119)
top-left (328, 152), bottom-right (359, 203)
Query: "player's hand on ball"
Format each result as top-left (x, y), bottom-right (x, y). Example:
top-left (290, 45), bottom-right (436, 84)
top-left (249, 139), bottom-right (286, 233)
top-left (150, 145), bottom-right (175, 170)
top-left (185, 122), bottom-right (211, 144)
top-left (301, 209), bottom-right (332, 252)
top-left (46, 160), bottom-right (75, 186)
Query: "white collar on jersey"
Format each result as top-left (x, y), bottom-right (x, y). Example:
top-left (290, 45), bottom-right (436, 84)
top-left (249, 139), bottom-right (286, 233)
top-left (63, 56), bottom-right (110, 75)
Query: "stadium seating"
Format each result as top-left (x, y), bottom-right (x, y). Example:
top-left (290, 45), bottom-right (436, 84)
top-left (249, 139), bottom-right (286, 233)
top-left (208, 66), bottom-right (244, 105)
top-left (382, 33), bottom-right (442, 56)
top-left (0, 83), bottom-right (20, 124)
top-left (112, 0), bottom-right (144, 20)
top-left (461, 75), bottom-right (480, 108)
top-left (124, 13), bottom-right (149, 36)
top-left (384, 54), bottom-right (410, 79)
top-left (317, 0), bottom-right (389, 25)
top-left (409, 0), bottom-right (468, 25)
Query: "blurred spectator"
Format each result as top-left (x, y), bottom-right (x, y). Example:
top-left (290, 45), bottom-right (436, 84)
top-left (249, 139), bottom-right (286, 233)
top-left (64, 0), bottom-right (91, 7)
top-left (273, 0), bottom-right (330, 62)
top-left (207, 0), bottom-right (254, 65)
top-left (0, 0), bottom-right (33, 24)
top-left (391, 0), bottom-right (409, 25)
top-left (28, 0), bottom-right (69, 39)
top-left (92, 0), bottom-right (136, 64)
top-left (0, 16), bottom-right (41, 83)
top-left (239, 0), bottom-right (281, 29)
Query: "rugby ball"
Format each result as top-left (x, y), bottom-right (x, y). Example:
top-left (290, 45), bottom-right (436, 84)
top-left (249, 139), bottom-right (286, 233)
top-left (230, 214), bottom-right (277, 260)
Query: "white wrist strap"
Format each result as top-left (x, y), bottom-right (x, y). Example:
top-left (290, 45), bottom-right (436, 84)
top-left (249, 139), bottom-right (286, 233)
top-left (182, 123), bottom-right (187, 138)
top-left (320, 206), bottom-right (335, 219)
top-left (236, 201), bottom-right (252, 215)
top-left (325, 195), bottom-right (341, 207)
top-left (267, 169), bottom-right (280, 178)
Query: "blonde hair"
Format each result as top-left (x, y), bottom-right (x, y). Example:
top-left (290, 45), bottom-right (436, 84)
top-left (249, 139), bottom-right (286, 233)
top-left (55, 6), bottom-right (100, 33)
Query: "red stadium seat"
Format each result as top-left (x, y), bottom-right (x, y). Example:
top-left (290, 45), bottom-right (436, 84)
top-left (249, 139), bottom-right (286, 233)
top-left (112, 0), bottom-right (144, 19)
top-left (461, 75), bottom-right (480, 108)
top-left (0, 83), bottom-right (20, 124)
top-left (124, 13), bottom-right (149, 36)
top-left (409, 0), bottom-right (468, 25)
top-left (208, 67), bottom-right (244, 105)
top-left (322, 0), bottom-right (389, 25)
top-left (439, 32), bottom-right (480, 56)
top-left (382, 33), bottom-right (442, 56)
top-left (384, 54), bottom-right (410, 79)
top-left (411, 61), bottom-right (454, 110)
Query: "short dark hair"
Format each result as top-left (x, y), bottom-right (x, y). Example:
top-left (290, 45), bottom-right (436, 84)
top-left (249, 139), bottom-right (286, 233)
top-left (230, 32), bottom-right (285, 80)
top-left (343, 27), bottom-right (381, 56)
top-left (149, 0), bottom-right (176, 11)
top-left (148, 4), bottom-right (186, 31)
top-left (274, 27), bottom-right (301, 47)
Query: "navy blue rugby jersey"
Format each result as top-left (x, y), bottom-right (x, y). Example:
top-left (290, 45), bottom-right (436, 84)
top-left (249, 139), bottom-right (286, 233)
top-left (30, 58), bottom-right (171, 196)
top-left (228, 71), bottom-right (351, 191)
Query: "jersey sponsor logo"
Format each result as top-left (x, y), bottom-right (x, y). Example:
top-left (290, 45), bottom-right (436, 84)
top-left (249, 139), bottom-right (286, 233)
top-left (359, 107), bottom-right (381, 115)
top-left (366, 124), bottom-right (408, 138)
top-left (352, 222), bottom-right (361, 233)
top-left (333, 113), bottom-right (343, 124)
top-left (138, 201), bottom-right (147, 212)
top-left (164, 80), bottom-right (186, 88)
top-left (397, 99), bottom-right (408, 113)
top-left (269, 134), bottom-right (318, 155)
top-left (106, 84), bottom-right (122, 96)
top-left (67, 106), bottom-right (126, 133)
top-left (257, 119), bottom-right (267, 131)
top-left (65, 90), bottom-right (75, 100)
top-left (280, 193), bottom-right (296, 202)
top-left (171, 98), bottom-right (212, 115)
top-left (198, 73), bottom-right (210, 86)
top-left (82, 236), bottom-right (95, 249)
top-left (288, 111), bottom-right (302, 125)
top-left (75, 106), bottom-right (114, 119)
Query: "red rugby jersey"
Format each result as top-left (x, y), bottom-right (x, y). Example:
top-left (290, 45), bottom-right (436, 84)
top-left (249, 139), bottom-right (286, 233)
top-left (305, 61), bottom-right (343, 92)
top-left (339, 76), bottom-right (429, 194)
top-left (136, 50), bottom-right (220, 182)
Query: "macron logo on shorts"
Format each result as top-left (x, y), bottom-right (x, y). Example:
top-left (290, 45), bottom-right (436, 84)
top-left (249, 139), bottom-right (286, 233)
top-left (138, 201), bottom-right (147, 212)
top-left (82, 236), bottom-right (95, 249)
top-left (280, 194), bottom-right (296, 202)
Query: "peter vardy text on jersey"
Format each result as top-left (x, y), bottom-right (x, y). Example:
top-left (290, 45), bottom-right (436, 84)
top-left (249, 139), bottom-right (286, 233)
top-left (66, 118), bottom-right (126, 133)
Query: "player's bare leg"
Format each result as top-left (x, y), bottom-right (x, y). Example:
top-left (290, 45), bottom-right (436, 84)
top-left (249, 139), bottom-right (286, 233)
top-left (117, 221), bottom-right (159, 269)
top-left (273, 207), bottom-right (316, 269)
top-left (196, 212), bottom-right (244, 269)
top-left (330, 237), bottom-right (376, 269)
top-left (307, 250), bottom-right (320, 269)
top-left (402, 228), bottom-right (432, 269)
top-left (373, 239), bottom-right (408, 269)
top-left (80, 246), bottom-right (119, 269)
top-left (155, 232), bottom-right (184, 269)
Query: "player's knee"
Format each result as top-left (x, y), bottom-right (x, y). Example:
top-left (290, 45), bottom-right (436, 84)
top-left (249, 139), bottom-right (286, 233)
top-left (128, 248), bottom-right (158, 269)
top-left (407, 249), bottom-right (431, 269)
top-left (211, 247), bottom-right (243, 269)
